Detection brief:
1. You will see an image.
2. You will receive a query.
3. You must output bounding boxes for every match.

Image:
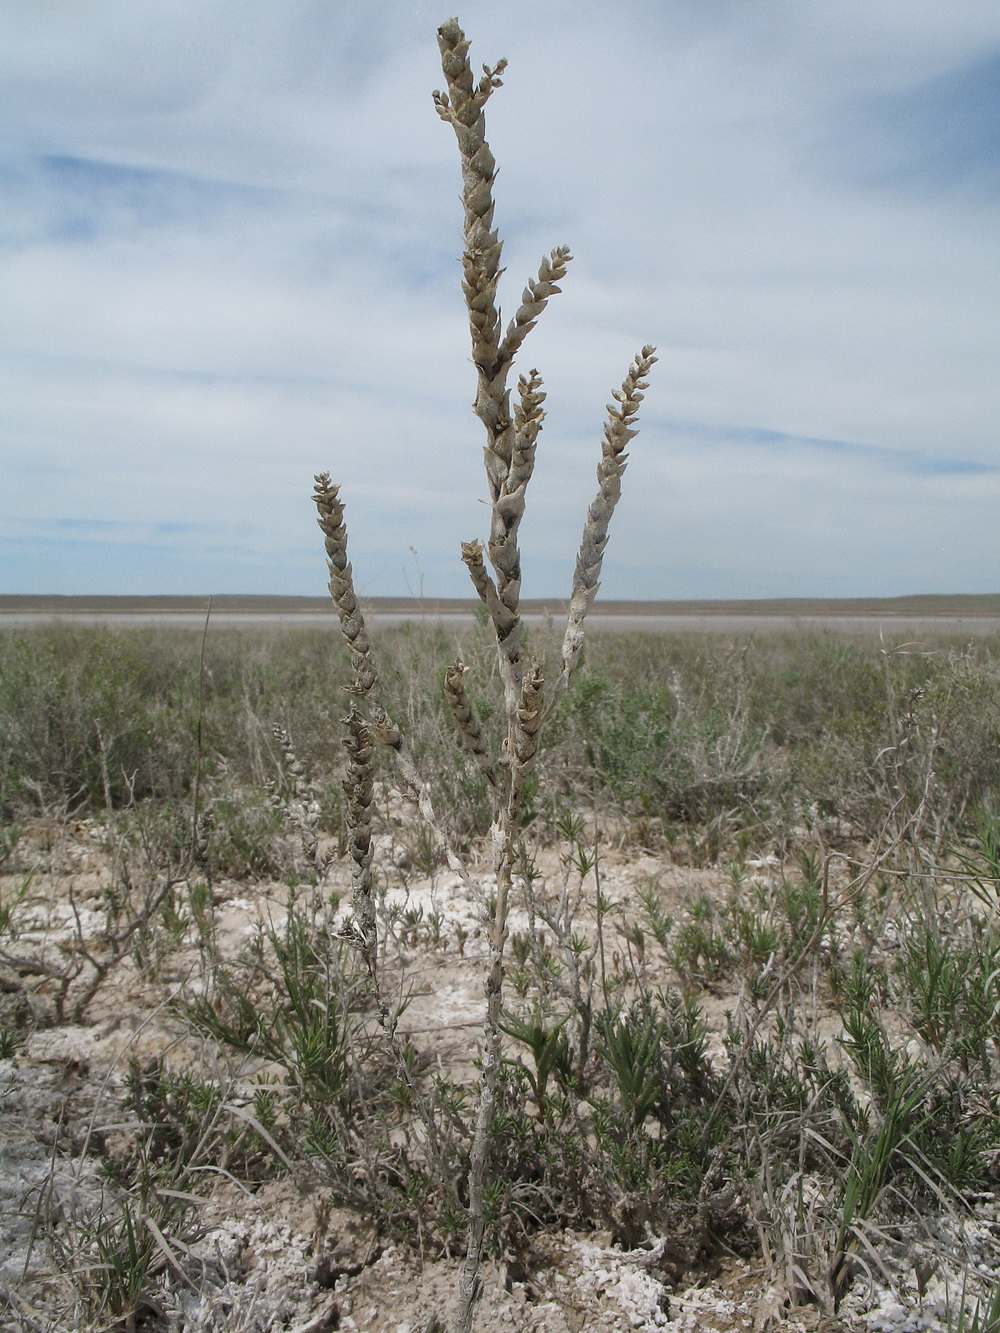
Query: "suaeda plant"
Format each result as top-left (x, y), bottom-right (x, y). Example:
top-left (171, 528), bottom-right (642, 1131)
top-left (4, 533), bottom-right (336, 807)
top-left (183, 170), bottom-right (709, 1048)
top-left (313, 17), bottom-right (655, 1330)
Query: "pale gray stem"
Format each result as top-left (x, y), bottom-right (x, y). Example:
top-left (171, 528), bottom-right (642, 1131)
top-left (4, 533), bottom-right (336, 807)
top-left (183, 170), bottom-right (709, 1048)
top-left (445, 660), bottom-right (501, 790)
top-left (434, 26), bottom-right (652, 1333)
top-left (434, 21), bottom-right (510, 482)
top-left (342, 707), bottom-right (376, 966)
top-left (498, 248), bottom-right (572, 368)
top-left (313, 473), bottom-right (379, 694)
top-left (436, 21), bottom-right (567, 731)
top-left (314, 474), bottom-right (473, 889)
top-left (549, 346), bottom-right (658, 715)
top-left (455, 799), bottom-right (517, 1333)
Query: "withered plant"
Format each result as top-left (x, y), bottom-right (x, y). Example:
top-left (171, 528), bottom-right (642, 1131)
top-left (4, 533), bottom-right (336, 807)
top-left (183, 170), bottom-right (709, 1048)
top-left (313, 17), bottom-right (655, 1329)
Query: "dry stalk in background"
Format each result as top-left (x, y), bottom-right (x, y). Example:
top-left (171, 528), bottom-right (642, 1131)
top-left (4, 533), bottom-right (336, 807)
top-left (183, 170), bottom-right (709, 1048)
top-left (314, 19), bottom-right (655, 1332)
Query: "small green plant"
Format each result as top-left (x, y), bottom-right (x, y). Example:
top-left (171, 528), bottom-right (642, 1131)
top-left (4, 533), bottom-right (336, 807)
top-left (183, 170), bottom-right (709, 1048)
top-left (187, 898), bottom-right (361, 1113)
top-left (74, 1195), bottom-right (160, 1326)
top-left (837, 949), bottom-right (900, 1109)
top-left (0, 1025), bottom-right (24, 1057)
top-left (637, 877), bottom-right (673, 950)
top-left (950, 1276), bottom-right (1000, 1333)
top-left (0, 820), bottom-right (19, 868)
top-left (0, 870), bottom-right (30, 939)
top-left (671, 894), bottom-right (732, 988)
top-left (897, 916), bottom-right (971, 1054)
top-left (829, 1067), bottom-right (930, 1308)
top-left (48, 1053), bottom-right (260, 1329)
top-left (595, 1002), bottom-right (664, 1128)
top-left (500, 1009), bottom-right (573, 1120)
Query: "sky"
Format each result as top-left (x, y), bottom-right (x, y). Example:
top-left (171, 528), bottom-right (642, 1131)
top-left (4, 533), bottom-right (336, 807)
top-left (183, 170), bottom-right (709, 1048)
top-left (3, 0), bottom-right (1000, 601)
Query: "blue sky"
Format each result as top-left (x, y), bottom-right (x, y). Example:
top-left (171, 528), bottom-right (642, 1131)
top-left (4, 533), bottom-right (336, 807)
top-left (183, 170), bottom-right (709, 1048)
top-left (3, 0), bottom-right (1000, 599)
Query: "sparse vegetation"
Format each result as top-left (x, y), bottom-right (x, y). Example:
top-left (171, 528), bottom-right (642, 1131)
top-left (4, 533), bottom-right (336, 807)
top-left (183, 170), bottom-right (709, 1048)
top-left (4, 621), bottom-right (1000, 1330)
top-left (5, 13), bottom-right (1000, 1333)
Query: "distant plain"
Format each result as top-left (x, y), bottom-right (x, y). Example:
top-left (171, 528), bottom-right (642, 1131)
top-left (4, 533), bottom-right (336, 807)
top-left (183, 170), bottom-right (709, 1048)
top-left (4, 592), bottom-right (1000, 634)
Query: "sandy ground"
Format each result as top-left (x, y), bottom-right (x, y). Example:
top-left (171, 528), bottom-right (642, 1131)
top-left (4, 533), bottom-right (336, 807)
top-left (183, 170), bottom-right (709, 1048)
top-left (0, 820), bottom-right (991, 1332)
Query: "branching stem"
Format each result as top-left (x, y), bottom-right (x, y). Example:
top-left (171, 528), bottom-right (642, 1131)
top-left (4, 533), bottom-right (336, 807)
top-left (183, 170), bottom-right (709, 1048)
top-left (435, 20), bottom-right (653, 1332)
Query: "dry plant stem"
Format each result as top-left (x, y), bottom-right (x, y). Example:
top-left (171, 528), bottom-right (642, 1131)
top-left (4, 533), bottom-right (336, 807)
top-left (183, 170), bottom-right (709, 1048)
top-left (551, 345), bottom-right (659, 712)
top-left (436, 41), bottom-right (556, 1304)
top-left (436, 19), bottom-right (570, 717)
top-left (313, 473), bottom-right (379, 694)
top-left (433, 23), bottom-right (507, 433)
top-left (343, 708), bottom-right (377, 968)
top-left (458, 789), bottom-right (522, 1322)
top-left (444, 660), bottom-right (499, 790)
top-left (313, 473), bottom-right (470, 884)
top-left (594, 850), bottom-right (611, 1011)
top-left (435, 22), bottom-right (655, 1330)
top-left (457, 675), bottom-right (546, 1322)
top-left (189, 596), bottom-right (213, 868)
top-left (272, 725), bottom-right (320, 866)
top-left (456, 674), bottom-right (546, 1323)
top-left (315, 473), bottom-right (465, 1197)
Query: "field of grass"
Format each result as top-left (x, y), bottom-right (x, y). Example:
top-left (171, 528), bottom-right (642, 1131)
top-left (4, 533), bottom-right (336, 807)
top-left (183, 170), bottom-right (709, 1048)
top-left (3, 620), bottom-right (1000, 1331)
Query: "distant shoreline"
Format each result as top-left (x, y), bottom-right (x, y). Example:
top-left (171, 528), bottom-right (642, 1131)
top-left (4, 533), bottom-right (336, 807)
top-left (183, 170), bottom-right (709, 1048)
top-left (3, 593), bottom-right (1000, 617)
top-left (3, 593), bottom-right (1000, 636)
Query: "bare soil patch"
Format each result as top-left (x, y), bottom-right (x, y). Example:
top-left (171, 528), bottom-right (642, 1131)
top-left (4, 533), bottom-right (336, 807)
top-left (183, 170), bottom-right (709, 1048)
top-left (3, 817), bottom-right (995, 1332)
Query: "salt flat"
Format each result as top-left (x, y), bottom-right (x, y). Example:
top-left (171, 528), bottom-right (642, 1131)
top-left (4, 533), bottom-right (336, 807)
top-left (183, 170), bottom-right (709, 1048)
top-left (3, 609), bottom-right (1000, 634)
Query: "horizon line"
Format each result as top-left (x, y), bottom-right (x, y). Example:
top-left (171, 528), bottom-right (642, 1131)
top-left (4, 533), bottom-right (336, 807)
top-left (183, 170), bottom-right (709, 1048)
top-left (4, 592), bottom-right (1000, 618)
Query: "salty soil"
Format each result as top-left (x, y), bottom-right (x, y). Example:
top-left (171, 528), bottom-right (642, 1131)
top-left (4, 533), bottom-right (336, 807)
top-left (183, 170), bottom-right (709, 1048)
top-left (0, 817), bottom-right (996, 1332)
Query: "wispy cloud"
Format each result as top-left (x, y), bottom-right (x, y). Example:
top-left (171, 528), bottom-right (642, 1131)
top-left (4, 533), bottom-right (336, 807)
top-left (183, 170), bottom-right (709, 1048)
top-left (2, 0), bottom-right (999, 597)
top-left (0, 153), bottom-right (294, 252)
top-left (834, 51), bottom-right (1000, 198)
top-left (661, 420), bottom-right (999, 477)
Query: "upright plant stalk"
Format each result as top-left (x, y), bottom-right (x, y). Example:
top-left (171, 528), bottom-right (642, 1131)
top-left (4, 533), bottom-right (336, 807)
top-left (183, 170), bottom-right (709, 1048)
top-left (189, 595), bottom-right (213, 872)
top-left (342, 707), bottom-right (377, 971)
top-left (313, 479), bottom-right (459, 1196)
top-left (313, 473), bottom-right (469, 882)
top-left (549, 345), bottom-right (658, 713)
top-left (434, 22), bottom-right (569, 714)
top-left (312, 21), bottom-right (654, 1330)
top-left (434, 19), bottom-right (654, 1330)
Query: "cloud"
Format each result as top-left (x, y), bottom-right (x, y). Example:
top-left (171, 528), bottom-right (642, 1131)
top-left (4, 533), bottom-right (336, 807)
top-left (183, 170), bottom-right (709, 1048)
top-left (820, 50), bottom-right (1000, 199)
top-left (2, 0), bottom-right (1000, 597)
